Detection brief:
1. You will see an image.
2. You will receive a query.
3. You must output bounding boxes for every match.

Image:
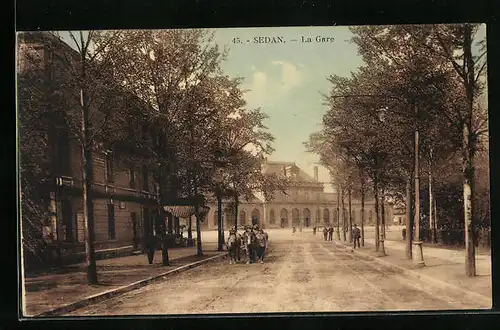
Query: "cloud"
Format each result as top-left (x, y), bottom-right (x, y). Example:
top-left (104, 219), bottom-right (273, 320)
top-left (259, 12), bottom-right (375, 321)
top-left (245, 61), bottom-right (304, 107)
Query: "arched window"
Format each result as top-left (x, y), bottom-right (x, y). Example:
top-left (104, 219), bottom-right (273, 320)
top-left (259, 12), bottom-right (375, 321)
top-left (269, 210), bottom-right (276, 224)
top-left (213, 211), bottom-right (218, 226)
top-left (240, 210), bottom-right (247, 225)
top-left (323, 208), bottom-right (330, 224)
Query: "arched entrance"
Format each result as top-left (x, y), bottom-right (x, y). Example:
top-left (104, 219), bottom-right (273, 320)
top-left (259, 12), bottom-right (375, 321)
top-left (303, 208), bottom-right (311, 227)
top-left (323, 208), bottom-right (330, 224)
top-left (239, 210), bottom-right (247, 226)
top-left (315, 209), bottom-right (320, 225)
top-left (292, 208), bottom-right (300, 227)
top-left (280, 209), bottom-right (288, 228)
top-left (251, 208), bottom-right (260, 225)
top-left (269, 209), bottom-right (276, 225)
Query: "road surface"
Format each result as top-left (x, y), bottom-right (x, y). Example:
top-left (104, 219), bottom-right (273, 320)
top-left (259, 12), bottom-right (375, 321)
top-left (67, 231), bottom-right (486, 315)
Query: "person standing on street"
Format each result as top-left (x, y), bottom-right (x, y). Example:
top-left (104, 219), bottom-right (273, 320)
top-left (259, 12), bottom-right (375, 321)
top-left (255, 228), bottom-right (267, 263)
top-left (323, 226), bottom-right (328, 241)
top-left (353, 224), bottom-right (361, 249)
top-left (313, 226), bottom-right (317, 235)
top-left (245, 226), bottom-right (257, 264)
top-left (328, 226), bottom-right (334, 241)
top-left (144, 233), bottom-right (157, 265)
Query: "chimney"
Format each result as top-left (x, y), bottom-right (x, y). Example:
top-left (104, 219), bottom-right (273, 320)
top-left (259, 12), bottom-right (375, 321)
top-left (314, 166), bottom-right (318, 181)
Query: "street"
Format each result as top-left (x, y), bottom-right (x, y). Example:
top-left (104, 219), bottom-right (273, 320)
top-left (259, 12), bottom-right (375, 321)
top-left (67, 229), bottom-right (488, 315)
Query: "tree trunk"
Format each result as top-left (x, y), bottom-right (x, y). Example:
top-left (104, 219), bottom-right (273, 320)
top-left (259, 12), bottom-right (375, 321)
top-left (405, 178), bottom-right (412, 259)
top-left (433, 197), bottom-right (438, 244)
top-left (348, 185), bottom-right (353, 243)
top-left (337, 183), bottom-right (341, 240)
top-left (217, 195), bottom-right (223, 251)
top-left (188, 215), bottom-right (193, 240)
top-left (341, 186), bottom-right (346, 241)
top-left (194, 189), bottom-right (203, 256)
top-left (80, 53), bottom-right (97, 285)
top-left (380, 188), bottom-right (386, 255)
top-left (234, 193), bottom-right (239, 230)
top-left (429, 152), bottom-right (435, 244)
top-left (360, 172), bottom-right (365, 247)
top-left (463, 128), bottom-right (476, 276)
top-left (374, 178), bottom-right (380, 252)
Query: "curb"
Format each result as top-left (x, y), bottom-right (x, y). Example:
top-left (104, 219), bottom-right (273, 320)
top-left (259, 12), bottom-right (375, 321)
top-left (334, 240), bottom-right (492, 306)
top-left (33, 252), bottom-right (228, 317)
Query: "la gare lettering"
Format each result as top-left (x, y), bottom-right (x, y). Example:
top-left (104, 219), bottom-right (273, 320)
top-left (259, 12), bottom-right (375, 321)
top-left (301, 36), bottom-right (335, 43)
top-left (253, 36), bottom-right (286, 44)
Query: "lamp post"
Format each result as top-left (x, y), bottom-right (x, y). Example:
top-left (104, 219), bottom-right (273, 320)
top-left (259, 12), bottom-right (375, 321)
top-left (413, 103), bottom-right (425, 267)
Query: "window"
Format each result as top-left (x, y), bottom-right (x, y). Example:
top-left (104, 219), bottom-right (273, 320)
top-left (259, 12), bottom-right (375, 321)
top-left (129, 166), bottom-right (136, 188)
top-left (62, 200), bottom-right (74, 242)
top-left (52, 125), bottom-right (71, 176)
top-left (142, 166), bottom-right (149, 191)
top-left (269, 210), bottom-right (276, 224)
top-left (105, 152), bottom-right (114, 183)
top-left (108, 203), bottom-right (116, 239)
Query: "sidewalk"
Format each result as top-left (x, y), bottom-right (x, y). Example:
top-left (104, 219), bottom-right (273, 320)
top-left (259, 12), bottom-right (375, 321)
top-left (341, 238), bottom-right (492, 303)
top-left (23, 242), bottom-right (225, 316)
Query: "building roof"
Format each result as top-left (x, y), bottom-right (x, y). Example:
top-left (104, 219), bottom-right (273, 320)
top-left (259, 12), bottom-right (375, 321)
top-left (263, 161), bottom-right (318, 183)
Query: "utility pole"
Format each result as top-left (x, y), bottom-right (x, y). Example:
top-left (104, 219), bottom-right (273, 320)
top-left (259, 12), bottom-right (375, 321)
top-left (413, 103), bottom-right (425, 267)
top-left (405, 178), bottom-right (412, 259)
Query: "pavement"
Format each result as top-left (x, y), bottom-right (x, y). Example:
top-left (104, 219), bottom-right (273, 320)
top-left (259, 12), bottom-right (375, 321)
top-left (22, 241), bottom-right (225, 317)
top-left (62, 228), bottom-right (492, 315)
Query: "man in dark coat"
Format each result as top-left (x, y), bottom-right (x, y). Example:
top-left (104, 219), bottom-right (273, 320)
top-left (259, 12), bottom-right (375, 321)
top-left (323, 226), bottom-right (328, 241)
top-left (353, 224), bottom-right (361, 249)
top-left (328, 226), bottom-right (334, 241)
top-left (144, 233), bottom-right (158, 265)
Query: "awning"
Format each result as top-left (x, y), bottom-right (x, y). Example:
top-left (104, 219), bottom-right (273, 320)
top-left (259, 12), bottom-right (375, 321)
top-left (163, 205), bottom-right (210, 219)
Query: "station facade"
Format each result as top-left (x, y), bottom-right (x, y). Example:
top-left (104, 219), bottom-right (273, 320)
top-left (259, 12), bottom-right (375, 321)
top-left (204, 161), bottom-right (394, 230)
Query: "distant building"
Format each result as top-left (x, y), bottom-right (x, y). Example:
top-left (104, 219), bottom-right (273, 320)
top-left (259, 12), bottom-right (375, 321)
top-left (203, 161), bottom-right (394, 230)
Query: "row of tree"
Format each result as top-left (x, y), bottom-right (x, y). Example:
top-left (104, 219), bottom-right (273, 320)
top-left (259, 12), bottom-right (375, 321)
top-left (306, 24), bottom-right (488, 276)
top-left (18, 30), bottom-right (288, 283)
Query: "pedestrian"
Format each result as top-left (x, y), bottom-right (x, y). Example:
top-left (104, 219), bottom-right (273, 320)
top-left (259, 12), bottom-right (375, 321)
top-left (263, 228), bottom-right (269, 252)
top-left (144, 233), bottom-right (157, 265)
top-left (292, 226), bottom-right (296, 234)
top-left (255, 228), bottom-right (267, 263)
top-left (244, 226), bottom-right (257, 264)
top-left (323, 226), bottom-right (328, 241)
top-left (353, 224), bottom-right (361, 249)
top-left (226, 228), bottom-right (240, 264)
top-left (328, 226), bottom-right (334, 241)
top-left (313, 226), bottom-right (317, 235)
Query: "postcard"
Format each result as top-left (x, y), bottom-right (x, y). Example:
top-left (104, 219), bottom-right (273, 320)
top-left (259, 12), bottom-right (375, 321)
top-left (16, 25), bottom-right (490, 317)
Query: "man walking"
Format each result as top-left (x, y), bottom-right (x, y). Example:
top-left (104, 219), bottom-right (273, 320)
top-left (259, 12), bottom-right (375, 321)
top-left (328, 226), bottom-right (334, 241)
top-left (255, 228), bottom-right (267, 263)
top-left (323, 226), bottom-right (328, 241)
top-left (353, 223), bottom-right (361, 249)
top-left (144, 233), bottom-right (158, 265)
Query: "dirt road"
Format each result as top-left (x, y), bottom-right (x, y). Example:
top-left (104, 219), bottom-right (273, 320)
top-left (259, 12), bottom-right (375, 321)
top-left (67, 232), bottom-right (489, 315)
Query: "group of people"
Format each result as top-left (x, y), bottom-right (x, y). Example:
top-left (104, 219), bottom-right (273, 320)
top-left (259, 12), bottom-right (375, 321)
top-left (225, 224), bottom-right (269, 264)
top-left (312, 223), bottom-right (362, 249)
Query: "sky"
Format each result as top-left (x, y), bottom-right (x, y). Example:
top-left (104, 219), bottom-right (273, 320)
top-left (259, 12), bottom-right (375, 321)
top-left (211, 26), bottom-right (364, 192)
top-left (56, 25), bottom-right (487, 193)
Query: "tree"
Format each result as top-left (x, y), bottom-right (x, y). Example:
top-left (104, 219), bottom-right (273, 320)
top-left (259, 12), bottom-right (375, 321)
top-left (350, 24), bottom-right (487, 275)
top-left (18, 31), bottom-right (128, 283)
